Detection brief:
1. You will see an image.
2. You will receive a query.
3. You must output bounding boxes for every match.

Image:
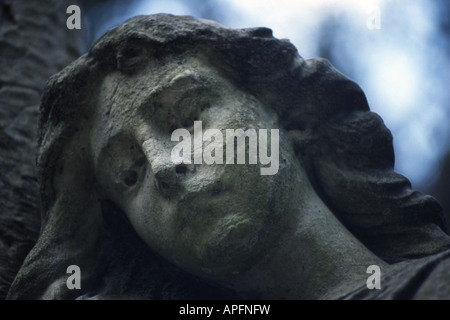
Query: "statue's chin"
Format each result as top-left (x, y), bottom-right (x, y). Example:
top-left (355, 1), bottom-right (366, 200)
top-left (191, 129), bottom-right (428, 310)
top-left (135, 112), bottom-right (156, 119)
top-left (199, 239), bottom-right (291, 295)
top-left (200, 213), bottom-right (264, 273)
top-left (162, 199), bottom-right (270, 279)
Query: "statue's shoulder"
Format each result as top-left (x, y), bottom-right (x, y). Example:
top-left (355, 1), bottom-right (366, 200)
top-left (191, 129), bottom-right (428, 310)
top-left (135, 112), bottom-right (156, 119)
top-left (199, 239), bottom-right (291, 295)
top-left (339, 249), bottom-right (450, 300)
top-left (412, 249), bottom-right (450, 299)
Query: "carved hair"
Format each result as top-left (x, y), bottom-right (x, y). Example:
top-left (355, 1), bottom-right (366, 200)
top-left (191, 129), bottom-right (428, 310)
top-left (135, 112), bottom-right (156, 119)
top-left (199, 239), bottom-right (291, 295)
top-left (8, 14), bottom-right (450, 299)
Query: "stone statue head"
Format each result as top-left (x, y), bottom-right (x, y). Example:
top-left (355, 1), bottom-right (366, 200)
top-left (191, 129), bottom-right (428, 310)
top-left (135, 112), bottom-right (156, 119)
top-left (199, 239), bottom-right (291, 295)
top-left (8, 14), bottom-right (450, 299)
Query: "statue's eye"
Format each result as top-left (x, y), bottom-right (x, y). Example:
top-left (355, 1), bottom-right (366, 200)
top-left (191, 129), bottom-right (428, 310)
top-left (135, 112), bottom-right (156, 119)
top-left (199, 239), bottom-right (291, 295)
top-left (121, 154), bottom-right (146, 188)
top-left (181, 114), bottom-right (198, 128)
top-left (123, 170), bottom-right (138, 186)
top-left (171, 101), bottom-right (212, 130)
top-left (97, 133), bottom-right (148, 196)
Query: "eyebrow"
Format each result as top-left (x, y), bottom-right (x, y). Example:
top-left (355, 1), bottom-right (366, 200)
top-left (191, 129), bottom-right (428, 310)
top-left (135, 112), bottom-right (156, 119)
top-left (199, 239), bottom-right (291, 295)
top-left (168, 70), bottom-right (202, 87)
top-left (136, 71), bottom-right (210, 115)
top-left (161, 76), bottom-right (203, 100)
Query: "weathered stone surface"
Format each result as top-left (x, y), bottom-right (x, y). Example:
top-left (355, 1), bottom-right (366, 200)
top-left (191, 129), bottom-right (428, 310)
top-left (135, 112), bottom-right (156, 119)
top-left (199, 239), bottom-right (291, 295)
top-left (4, 14), bottom-right (450, 300)
top-left (0, 0), bottom-right (81, 299)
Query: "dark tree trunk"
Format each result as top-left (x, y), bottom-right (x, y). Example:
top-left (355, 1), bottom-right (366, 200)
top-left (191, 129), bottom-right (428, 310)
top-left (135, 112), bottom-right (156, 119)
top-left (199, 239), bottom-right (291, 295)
top-left (0, 0), bottom-right (81, 299)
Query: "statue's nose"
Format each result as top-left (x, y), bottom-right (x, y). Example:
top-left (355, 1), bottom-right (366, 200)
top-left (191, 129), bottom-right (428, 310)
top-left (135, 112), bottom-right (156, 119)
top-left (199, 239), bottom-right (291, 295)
top-left (153, 161), bottom-right (188, 183)
top-left (151, 160), bottom-right (189, 198)
top-left (141, 137), bottom-right (191, 196)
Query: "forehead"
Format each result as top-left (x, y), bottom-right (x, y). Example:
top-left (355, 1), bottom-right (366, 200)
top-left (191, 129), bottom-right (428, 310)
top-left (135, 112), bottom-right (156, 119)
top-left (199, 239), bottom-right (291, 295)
top-left (97, 55), bottom-right (222, 113)
top-left (91, 56), bottom-right (231, 142)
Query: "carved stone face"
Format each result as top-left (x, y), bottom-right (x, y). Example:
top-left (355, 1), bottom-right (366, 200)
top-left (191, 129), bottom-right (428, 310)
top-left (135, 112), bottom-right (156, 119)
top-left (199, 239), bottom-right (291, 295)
top-left (91, 54), bottom-right (307, 279)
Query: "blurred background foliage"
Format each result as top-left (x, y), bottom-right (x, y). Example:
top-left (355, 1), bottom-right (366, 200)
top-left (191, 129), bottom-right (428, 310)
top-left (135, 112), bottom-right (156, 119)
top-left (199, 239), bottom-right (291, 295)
top-left (79, 0), bottom-right (449, 225)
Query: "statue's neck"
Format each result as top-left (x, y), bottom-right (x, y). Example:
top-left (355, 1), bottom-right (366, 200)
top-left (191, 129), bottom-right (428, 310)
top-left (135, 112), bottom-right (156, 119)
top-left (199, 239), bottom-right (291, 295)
top-left (225, 187), bottom-right (387, 299)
